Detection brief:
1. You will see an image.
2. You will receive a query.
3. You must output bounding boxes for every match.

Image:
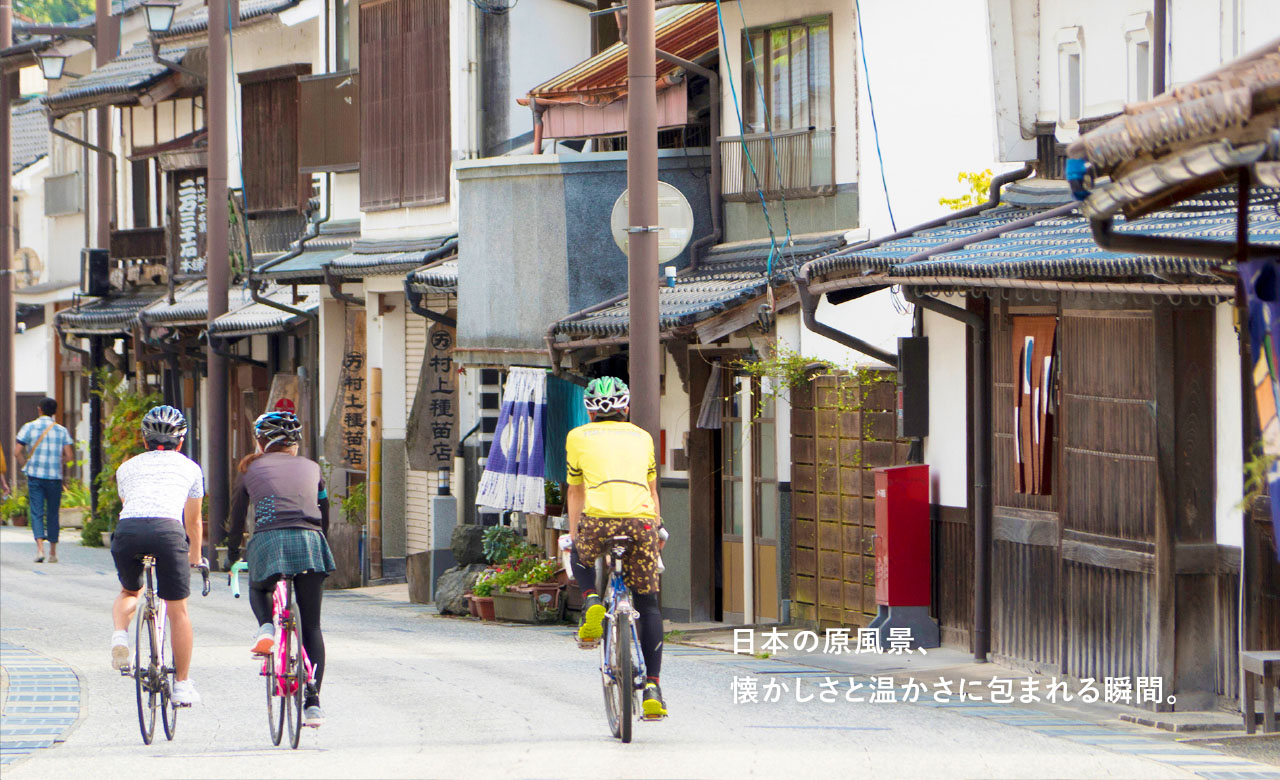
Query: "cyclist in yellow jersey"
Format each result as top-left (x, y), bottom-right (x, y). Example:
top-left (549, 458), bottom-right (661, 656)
top-left (565, 376), bottom-right (667, 719)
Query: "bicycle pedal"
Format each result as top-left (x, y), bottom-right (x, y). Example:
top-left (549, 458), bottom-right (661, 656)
top-left (640, 713), bottom-right (668, 722)
top-left (576, 638), bottom-right (600, 650)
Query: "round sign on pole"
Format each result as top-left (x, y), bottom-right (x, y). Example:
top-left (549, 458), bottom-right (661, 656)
top-left (610, 181), bottom-right (696, 263)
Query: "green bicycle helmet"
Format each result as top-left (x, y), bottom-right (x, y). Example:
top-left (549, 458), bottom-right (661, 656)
top-left (584, 376), bottom-right (630, 414)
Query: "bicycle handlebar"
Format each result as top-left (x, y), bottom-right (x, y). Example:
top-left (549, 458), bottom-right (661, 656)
top-left (193, 558), bottom-right (211, 597)
top-left (227, 560), bottom-right (249, 598)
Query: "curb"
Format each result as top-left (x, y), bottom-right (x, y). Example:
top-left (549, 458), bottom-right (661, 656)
top-left (0, 641), bottom-right (81, 768)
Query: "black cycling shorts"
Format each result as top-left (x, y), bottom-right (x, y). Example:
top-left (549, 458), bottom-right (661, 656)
top-left (111, 517), bottom-right (192, 601)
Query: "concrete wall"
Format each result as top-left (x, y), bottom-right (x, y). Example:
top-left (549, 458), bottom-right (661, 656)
top-left (455, 150), bottom-right (711, 352)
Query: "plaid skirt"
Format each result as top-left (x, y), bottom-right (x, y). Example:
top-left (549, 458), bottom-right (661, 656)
top-left (246, 527), bottom-right (335, 582)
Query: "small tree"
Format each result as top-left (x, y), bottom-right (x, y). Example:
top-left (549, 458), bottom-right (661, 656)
top-left (81, 370), bottom-right (160, 546)
top-left (938, 169), bottom-right (994, 211)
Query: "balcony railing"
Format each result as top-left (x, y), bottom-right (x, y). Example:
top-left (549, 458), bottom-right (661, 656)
top-left (718, 126), bottom-right (835, 202)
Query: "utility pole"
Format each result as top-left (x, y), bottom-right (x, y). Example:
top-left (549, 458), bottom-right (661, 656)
top-left (626, 0), bottom-right (659, 446)
top-left (0, 0), bottom-right (13, 493)
top-left (206, 0), bottom-right (229, 568)
top-left (95, 0), bottom-right (116, 248)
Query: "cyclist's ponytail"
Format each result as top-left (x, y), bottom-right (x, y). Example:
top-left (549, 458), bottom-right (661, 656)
top-left (236, 437), bottom-right (298, 473)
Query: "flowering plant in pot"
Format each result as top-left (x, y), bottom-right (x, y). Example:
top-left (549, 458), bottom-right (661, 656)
top-left (470, 572), bottom-right (497, 621)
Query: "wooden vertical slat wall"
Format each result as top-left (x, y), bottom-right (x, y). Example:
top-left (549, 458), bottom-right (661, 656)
top-left (359, 0), bottom-right (450, 209)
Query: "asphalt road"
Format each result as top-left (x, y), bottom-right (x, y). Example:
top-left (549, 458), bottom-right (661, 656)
top-left (0, 526), bottom-right (1215, 779)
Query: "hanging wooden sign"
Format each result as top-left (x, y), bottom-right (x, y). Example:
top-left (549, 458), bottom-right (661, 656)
top-left (168, 169), bottom-right (208, 276)
top-left (336, 309), bottom-right (368, 470)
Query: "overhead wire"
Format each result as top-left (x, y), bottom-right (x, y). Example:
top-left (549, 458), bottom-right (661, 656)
top-left (713, 0), bottom-right (781, 282)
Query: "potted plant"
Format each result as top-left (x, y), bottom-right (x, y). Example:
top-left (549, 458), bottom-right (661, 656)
top-left (1, 487), bottom-right (28, 527)
top-left (60, 477), bottom-right (91, 531)
top-left (471, 573), bottom-right (497, 621)
top-left (489, 568), bottom-right (537, 622)
top-left (482, 525), bottom-right (519, 565)
top-left (544, 480), bottom-right (564, 517)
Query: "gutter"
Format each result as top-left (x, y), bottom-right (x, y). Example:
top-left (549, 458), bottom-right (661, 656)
top-left (403, 237), bottom-right (460, 329)
top-left (1089, 216), bottom-right (1271, 262)
top-left (324, 263), bottom-right (365, 307)
top-left (47, 112), bottom-right (117, 230)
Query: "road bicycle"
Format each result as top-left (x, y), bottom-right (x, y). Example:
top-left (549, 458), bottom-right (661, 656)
top-left (587, 535), bottom-right (656, 744)
top-left (124, 555), bottom-right (210, 745)
top-left (229, 560), bottom-right (317, 749)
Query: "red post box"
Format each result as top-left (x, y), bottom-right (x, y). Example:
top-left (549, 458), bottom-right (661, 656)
top-left (874, 465), bottom-right (930, 606)
top-left (868, 464), bottom-right (939, 649)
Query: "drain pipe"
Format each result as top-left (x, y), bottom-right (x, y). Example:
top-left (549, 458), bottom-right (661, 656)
top-left (795, 267), bottom-right (897, 367)
top-left (325, 265), bottom-right (365, 307)
top-left (404, 237), bottom-right (460, 329)
top-left (903, 287), bottom-right (991, 664)
top-left (1090, 216), bottom-right (1269, 262)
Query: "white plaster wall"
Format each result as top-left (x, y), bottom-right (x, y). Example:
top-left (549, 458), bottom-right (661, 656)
top-left (13, 159), bottom-right (50, 280)
top-left (659, 347), bottom-right (691, 480)
top-left (854, 0), bottom-right (1007, 238)
top-left (799, 288), bottom-right (907, 367)
top-left (330, 172), bottom-right (361, 221)
top-left (47, 215), bottom-right (86, 280)
top-left (505, 0), bottom-right (592, 142)
top-left (1215, 302), bottom-right (1244, 548)
top-left (922, 306), bottom-right (968, 509)
top-left (774, 310), bottom-right (803, 484)
top-left (381, 292), bottom-right (408, 438)
top-left (14, 325), bottom-right (49, 393)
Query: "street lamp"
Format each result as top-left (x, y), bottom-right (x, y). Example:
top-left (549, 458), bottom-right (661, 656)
top-left (142, 1), bottom-right (178, 34)
top-left (36, 53), bottom-right (66, 80)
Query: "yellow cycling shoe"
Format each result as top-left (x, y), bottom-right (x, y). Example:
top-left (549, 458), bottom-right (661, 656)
top-left (642, 682), bottom-right (667, 719)
top-left (578, 594), bottom-right (605, 643)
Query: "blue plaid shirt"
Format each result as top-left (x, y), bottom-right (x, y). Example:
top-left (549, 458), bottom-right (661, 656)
top-left (17, 417), bottom-right (72, 481)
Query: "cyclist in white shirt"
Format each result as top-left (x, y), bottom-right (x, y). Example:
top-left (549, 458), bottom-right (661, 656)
top-left (108, 405), bottom-right (207, 705)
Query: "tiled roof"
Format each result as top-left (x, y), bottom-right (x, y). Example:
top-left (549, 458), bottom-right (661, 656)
top-left (804, 187), bottom-right (1280, 282)
top-left (209, 284), bottom-right (320, 337)
top-left (55, 290), bottom-right (165, 335)
top-left (160, 0), bottom-right (303, 40)
top-left (12, 100), bottom-right (48, 174)
top-left (43, 40), bottom-right (193, 113)
top-left (553, 232), bottom-right (847, 341)
top-left (254, 220), bottom-right (360, 283)
top-left (405, 257), bottom-right (458, 294)
top-left (138, 280), bottom-right (263, 327)
top-left (328, 235), bottom-right (457, 278)
top-left (1070, 42), bottom-right (1280, 219)
top-left (524, 4), bottom-right (715, 105)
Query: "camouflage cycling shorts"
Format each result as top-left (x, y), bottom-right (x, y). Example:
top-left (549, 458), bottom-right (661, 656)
top-left (575, 516), bottom-right (661, 595)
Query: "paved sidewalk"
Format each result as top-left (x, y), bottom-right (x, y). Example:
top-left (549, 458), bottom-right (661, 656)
top-left (0, 642), bottom-right (81, 768)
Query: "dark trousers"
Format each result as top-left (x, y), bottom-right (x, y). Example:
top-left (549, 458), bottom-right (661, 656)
top-left (27, 477), bottom-right (62, 544)
top-left (249, 572), bottom-right (327, 696)
top-left (571, 547), bottom-right (663, 680)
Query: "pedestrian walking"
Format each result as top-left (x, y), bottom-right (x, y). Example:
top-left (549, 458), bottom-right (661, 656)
top-left (16, 397), bottom-right (75, 563)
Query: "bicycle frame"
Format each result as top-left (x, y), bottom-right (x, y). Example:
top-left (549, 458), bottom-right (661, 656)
top-left (600, 546), bottom-right (646, 691)
top-left (263, 578), bottom-right (315, 696)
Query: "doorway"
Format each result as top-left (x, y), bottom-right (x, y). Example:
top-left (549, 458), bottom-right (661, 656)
top-left (721, 373), bottom-right (780, 623)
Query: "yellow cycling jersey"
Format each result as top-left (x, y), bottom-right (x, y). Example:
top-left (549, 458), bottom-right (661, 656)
top-left (565, 421), bottom-right (657, 520)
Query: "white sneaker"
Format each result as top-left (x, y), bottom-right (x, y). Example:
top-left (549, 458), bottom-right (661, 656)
top-left (111, 631), bottom-right (130, 671)
top-left (171, 679), bottom-right (201, 705)
top-left (251, 624), bottom-right (275, 656)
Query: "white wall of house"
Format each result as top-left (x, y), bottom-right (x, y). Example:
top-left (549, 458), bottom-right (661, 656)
top-left (14, 325), bottom-right (49, 394)
top-left (921, 306), bottom-right (969, 509)
top-left (659, 348), bottom-right (691, 481)
top-left (504, 0), bottom-right (592, 147)
top-left (990, 0), bottom-right (1280, 156)
top-left (1215, 302), bottom-right (1245, 548)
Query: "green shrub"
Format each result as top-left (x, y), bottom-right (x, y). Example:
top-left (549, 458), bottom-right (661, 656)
top-left (482, 525), bottom-right (519, 564)
top-left (82, 370), bottom-right (159, 546)
top-left (1, 487), bottom-right (28, 523)
top-left (341, 481), bottom-right (367, 524)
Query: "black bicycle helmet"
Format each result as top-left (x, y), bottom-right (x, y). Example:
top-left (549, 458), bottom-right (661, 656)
top-left (141, 405), bottom-right (188, 448)
top-left (254, 411), bottom-right (303, 449)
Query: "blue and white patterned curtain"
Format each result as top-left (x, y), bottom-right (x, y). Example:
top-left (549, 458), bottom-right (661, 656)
top-left (476, 367), bottom-right (547, 514)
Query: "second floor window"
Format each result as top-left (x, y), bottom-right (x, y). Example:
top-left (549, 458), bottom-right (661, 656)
top-left (742, 16), bottom-right (832, 135)
top-left (359, 0), bottom-right (451, 210)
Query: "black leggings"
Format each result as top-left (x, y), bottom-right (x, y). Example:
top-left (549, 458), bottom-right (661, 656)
top-left (249, 571), bottom-right (327, 694)
top-left (571, 548), bottom-right (663, 681)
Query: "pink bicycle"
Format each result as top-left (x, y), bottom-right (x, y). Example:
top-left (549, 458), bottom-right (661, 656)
top-left (229, 561), bottom-right (316, 748)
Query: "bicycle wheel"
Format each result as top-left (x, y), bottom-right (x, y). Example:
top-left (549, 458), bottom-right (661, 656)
top-left (285, 585), bottom-right (306, 749)
top-left (160, 608), bottom-right (178, 741)
top-left (134, 601), bottom-right (157, 745)
top-left (267, 635), bottom-right (284, 746)
top-left (602, 611), bottom-right (633, 743)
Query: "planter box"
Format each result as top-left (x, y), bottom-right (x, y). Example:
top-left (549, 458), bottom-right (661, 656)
top-left (492, 590), bottom-right (539, 623)
top-left (101, 531), bottom-right (112, 547)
